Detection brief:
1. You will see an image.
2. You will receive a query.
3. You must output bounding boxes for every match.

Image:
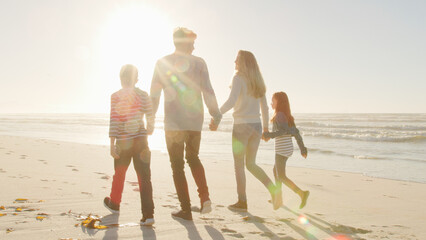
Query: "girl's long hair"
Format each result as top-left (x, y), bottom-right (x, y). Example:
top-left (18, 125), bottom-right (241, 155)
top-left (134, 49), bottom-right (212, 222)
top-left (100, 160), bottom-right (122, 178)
top-left (236, 50), bottom-right (266, 98)
top-left (271, 92), bottom-right (295, 127)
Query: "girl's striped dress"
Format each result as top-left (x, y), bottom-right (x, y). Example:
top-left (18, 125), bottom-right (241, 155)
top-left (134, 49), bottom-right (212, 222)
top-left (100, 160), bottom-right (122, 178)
top-left (265, 112), bottom-right (307, 156)
top-left (275, 133), bottom-right (294, 157)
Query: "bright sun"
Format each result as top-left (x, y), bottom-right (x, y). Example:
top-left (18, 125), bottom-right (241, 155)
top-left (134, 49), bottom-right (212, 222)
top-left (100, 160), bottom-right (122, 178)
top-left (99, 3), bottom-right (173, 91)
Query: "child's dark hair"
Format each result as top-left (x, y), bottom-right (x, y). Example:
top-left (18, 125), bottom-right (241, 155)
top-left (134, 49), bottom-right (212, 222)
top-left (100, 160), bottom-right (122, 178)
top-left (271, 91), bottom-right (295, 127)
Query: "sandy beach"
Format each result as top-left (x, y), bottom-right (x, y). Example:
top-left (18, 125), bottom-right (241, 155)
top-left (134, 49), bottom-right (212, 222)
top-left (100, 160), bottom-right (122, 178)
top-left (0, 135), bottom-right (425, 240)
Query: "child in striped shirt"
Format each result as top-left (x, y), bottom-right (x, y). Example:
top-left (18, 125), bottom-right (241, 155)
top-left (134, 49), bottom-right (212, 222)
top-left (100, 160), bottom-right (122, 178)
top-left (263, 92), bottom-right (309, 209)
top-left (104, 64), bottom-right (155, 226)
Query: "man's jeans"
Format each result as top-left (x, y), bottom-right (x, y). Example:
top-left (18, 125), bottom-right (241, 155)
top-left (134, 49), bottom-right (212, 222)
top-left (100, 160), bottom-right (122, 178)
top-left (165, 131), bottom-right (209, 212)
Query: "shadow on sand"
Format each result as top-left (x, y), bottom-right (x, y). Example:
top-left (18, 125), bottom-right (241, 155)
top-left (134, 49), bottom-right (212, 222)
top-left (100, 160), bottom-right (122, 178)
top-left (227, 205), bottom-right (371, 240)
top-left (98, 213), bottom-right (157, 240)
top-left (172, 216), bottom-right (225, 240)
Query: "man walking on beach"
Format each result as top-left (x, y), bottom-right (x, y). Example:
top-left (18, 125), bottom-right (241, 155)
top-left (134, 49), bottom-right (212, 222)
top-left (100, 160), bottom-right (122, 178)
top-left (150, 27), bottom-right (222, 220)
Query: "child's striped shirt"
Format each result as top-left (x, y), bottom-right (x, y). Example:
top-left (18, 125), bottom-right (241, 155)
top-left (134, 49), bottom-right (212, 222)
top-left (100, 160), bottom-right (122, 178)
top-left (264, 112), bottom-right (307, 157)
top-left (109, 88), bottom-right (154, 140)
top-left (275, 134), bottom-right (294, 157)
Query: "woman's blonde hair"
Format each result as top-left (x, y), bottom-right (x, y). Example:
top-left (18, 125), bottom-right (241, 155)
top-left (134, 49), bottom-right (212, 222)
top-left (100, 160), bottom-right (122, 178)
top-left (236, 50), bottom-right (266, 98)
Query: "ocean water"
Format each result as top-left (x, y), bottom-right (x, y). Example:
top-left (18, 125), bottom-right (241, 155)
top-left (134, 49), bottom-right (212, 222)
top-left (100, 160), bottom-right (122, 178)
top-left (1, 113), bottom-right (425, 183)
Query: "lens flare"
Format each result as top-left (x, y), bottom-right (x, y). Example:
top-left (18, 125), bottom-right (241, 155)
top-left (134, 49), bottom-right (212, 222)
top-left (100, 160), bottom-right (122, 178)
top-left (232, 139), bottom-right (245, 155)
top-left (306, 225), bottom-right (318, 239)
top-left (328, 234), bottom-right (352, 240)
top-left (170, 75), bottom-right (178, 83)
top-left (298, 215), bottom-right (309, 225)
top-left (170, 75), bottom-right (187, 92)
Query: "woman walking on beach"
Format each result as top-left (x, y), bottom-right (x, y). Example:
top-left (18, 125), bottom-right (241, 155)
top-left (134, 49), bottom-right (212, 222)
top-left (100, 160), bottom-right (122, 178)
top-left (215, 50), bottom-right (279, 211)
top-left (263, 91), bottom-right (309, 209)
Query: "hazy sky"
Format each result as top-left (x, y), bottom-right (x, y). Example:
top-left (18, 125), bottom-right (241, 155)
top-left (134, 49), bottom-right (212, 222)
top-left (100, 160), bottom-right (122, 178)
top-left (1, 0), bottom-right (425, 113)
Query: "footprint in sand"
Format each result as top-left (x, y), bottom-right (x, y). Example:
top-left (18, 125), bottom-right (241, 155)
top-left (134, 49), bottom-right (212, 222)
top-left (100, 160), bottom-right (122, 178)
top-left (216, 204), bottom-right (224, 208)
top-left (221, 228), bottom-right (237, 233)
top-left (162, 204), bottom-right (178, 209)
top-left (229, 233), bottom-right (244, 238)
top-left (220, 229), bottom-right (244, 238)
top-left (383, 195), bottom-right (397, 199)
top-left (167, 193), bottom-right (178, 199)
top-left (20, 155), bottom-right (27, 159)
top-left (81, 192), bottom-right (92, 196)
top-left (243, 216), bottom-right (265, 223)
top-left (0, 168), bottom-right (6, 173)
top-left (200, 217), bottom-right (225, 221)
top-left (126, 181), bottom-right (138, 186)
top-left (37, 159), bottom-right (48, 165)
top-left (270, 222), bottom-right (281, 227)
top-left (393, 224), bottom-right (409, 229)
top-left (278, 218), bottom-right (293, 223)
top-left (72, 169), bottom-right (79, 172)
top-left (260, 232), bottom-right (274, 237)
top-left (95, 172), bottom-right (110, 180)
top-left (329, 224), bottom-right (372, 234)
top-left (66, 165), bottom-right (75, 168)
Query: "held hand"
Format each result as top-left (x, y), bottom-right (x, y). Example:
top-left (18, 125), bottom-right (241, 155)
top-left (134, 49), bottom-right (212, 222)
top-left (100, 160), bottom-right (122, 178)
top-left (147, 129), bottom-right (154, 136)
top-left (110, 145), bottom-right (120, 159)
top-left (262, 132), bottom-right (270, 142)
top-left (302, 153), bottom-right (307, 159)
top-left (209, 118), bottom-right (218, 131)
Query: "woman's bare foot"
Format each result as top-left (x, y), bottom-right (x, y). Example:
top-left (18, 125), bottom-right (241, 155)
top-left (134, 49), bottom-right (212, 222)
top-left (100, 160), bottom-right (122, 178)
top-left (299, 191), bottom-right (310, 209)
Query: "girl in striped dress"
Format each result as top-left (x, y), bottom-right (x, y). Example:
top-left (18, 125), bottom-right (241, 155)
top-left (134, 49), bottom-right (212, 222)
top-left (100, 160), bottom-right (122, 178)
top-left (263, 92), bottom-right (309, 209)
